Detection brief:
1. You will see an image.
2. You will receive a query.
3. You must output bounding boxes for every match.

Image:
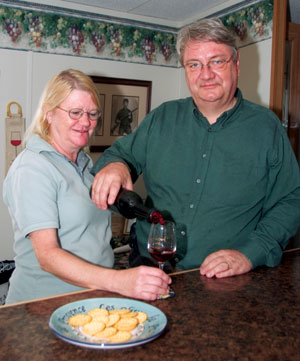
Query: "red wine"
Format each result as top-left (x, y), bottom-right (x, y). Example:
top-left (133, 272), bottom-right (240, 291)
top-left (11, 140), bottom-right (21, 147)
top-left (110, 189), bottom-right (165, 224)
top-left (148, 247), bottom-right (175, 262)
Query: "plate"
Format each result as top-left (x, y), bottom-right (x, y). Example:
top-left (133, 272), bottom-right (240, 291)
top-left (49, 297), bottom-right (167, 349)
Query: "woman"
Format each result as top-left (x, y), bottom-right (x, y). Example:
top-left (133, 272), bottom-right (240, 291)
top-left (3, 69), bottom-right (170, 304)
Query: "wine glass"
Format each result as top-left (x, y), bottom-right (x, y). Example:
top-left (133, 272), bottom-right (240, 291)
top-left (147, 221), bottom-right (177, 270)
top-left (10, 131), bottom-right (22, 157)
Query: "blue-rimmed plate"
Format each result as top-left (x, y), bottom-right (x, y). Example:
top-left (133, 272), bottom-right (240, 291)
top-left (49, 297), bottom-right (167, 349)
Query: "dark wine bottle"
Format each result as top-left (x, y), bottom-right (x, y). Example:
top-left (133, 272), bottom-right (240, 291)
top-left (110, 189), bottom-right (164, 224)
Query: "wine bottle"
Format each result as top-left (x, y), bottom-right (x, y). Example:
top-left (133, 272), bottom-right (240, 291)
top-left (110, 189), bottom-right (165, 224)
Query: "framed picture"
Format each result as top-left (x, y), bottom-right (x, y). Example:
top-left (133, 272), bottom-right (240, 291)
top-left (93, 93), bottom-right (105, 136)
top-left (89, 76), bottom-right (152, 152)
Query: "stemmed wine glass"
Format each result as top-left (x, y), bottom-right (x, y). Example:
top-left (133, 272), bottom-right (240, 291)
top-left (147, 221), bottom-right (177, 270)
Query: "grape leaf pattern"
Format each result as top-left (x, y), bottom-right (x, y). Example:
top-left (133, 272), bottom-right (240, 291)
top-left (0, 0), bottom-right (273, 66)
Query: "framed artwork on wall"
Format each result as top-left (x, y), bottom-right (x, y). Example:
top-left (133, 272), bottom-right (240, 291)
top-left (93, 93), bottom-right (105, 136)
top-left (89, 76), bottom-right (152, 152)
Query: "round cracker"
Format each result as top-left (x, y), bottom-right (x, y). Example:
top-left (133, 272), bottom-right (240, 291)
top-left (121, 311), bottom-right (138, 318)
top-left (106, 313), bottom-right (120, 327)
top-left (136, 311), bottom-right (148, 324)
top-left (109, 308), bottom-right (131, 315)
top-left (88, 308), bottom-right (109, 317)
top-left (109, 331), bottom-right (132, 343)
top-left (115, 317), bottom-right (138, 332)
top-left (94, 327), bottom-right (117, 339)
top-left (81, 320), bottom-right (106, 336)
top-left (68, 314), bottom-right (92, 327)
top-left (91, 314), bottom-right (109, 324)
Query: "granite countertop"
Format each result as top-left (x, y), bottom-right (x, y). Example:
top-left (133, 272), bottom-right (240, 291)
top-left (1, 250), bottom-right (300, 361)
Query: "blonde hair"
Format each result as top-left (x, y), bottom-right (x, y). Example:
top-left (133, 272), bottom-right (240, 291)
top-left (176, 18), bottom-right (237, 66)
top-left (25, 69), bottom-right (100, 143)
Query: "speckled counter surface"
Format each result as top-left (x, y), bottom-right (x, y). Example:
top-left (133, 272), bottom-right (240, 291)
top-left (1, 250), bottom-right (300, 361)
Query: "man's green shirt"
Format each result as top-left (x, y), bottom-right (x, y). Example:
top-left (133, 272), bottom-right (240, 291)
top-left (92, 89), bottom-right (300, 270)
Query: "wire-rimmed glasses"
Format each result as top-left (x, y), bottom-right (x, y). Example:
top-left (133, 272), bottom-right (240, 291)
top-left (184, 55), bottom-right (234, 73)
top-left (57, 107), bottom-right (100, 121)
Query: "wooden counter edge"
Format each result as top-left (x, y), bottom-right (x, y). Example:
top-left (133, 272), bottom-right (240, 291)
top-left (0, 288), bottom-right (94, 308)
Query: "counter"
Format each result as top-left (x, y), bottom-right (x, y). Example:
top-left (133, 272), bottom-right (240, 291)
top-left (1, 250), bottom-right (300, 361)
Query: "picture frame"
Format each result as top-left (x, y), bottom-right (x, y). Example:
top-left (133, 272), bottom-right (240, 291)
top-left (89, 76), bottom-right (152, 152)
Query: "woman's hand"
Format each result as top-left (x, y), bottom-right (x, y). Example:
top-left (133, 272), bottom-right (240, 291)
top-left (111, 266), bottom-right (172, 301)
top-left (30, 228), bottom-right (171, 301)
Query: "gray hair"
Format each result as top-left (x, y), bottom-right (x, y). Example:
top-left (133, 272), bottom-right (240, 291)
top-left (176, 18), bottom-right (237, 66)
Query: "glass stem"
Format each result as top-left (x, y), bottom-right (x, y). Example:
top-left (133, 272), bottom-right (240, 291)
top-left (158, 262), bottom-right (164, 270)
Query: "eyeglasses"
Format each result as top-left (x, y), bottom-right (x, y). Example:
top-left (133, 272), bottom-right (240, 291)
top-left (184, 55), bottom-right (233, 73)
top-left (57, 107), bottom-right (100, 120)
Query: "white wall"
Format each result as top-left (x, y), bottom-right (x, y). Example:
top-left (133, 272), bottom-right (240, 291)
top-left (239, 39), bottom-right (272, 107)
top-left (0, 49), bottom-right (29, 260)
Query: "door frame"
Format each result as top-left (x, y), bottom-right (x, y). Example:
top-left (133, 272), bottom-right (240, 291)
top-left (269, 0), bottom-right (287, 120)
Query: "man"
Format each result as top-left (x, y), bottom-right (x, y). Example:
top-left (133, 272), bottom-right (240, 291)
top-left (91, 18), bottom-right (300, 278)
top-left (112, 98), bottom-right (133, 135)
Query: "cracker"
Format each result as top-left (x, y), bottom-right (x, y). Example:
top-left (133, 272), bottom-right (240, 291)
top-left (109, 331), bottom-right (132, 343)
top-left (115, 317), bottom-right (138, 332)
top-left (121, 311), bottom-right (138, 318)
top-left (68, 314), bottom-right (92, 327)
top-left (68, 305), bottom-right (148, 344)
top-left (92, 314), bottom-right (109, 324)
top-left (136, 311), bottom-right (148, 324)
top-left (109, 308), bottom-right (131, 315)
top-left (88, 308), bottom-right (109, 317)
top-left (81, 320), bottom-right (106, 336)
top-left (94, 327), bottom-right (117, 339)
top-left (106, 313), bottom-right (120, 327)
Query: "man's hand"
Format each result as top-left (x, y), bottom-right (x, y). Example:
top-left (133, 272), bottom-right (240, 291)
top-left (91, 162), bottom-right (133, 210)
top-left (200, 249), bottom-right (252, 278)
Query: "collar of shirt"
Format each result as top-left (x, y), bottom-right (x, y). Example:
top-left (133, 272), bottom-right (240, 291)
top-left (192, 88), bottom-right (243, 131)
top-left (27, 134), bottom-right (91, 175)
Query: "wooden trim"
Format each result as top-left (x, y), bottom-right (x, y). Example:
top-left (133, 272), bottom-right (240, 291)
top-left (287, 22), bottom-right (300, 160)
top-left (283, 247), bottom-right (300, 253)
top-left (287, 22), bottom-right (300, 126)
top-left (269, 0), bottom-right (287, 120)
top-left (0, 288), bottom-right (93, 308)
top-left (169, 268), bottom-right (200, 276)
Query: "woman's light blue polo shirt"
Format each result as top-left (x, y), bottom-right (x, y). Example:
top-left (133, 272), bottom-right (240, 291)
top-left (3, 135), bottom-right (113, 303)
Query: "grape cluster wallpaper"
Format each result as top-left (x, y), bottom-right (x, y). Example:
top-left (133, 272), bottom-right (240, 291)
top-left (0, 0), bottom-right (273, 67)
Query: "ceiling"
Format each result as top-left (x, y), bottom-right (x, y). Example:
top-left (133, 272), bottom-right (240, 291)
top-left (59, 0), bottom-right (300, 26)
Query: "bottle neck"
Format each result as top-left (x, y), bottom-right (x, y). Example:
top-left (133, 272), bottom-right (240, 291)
top-left (111, 189), bottom-right (165, 223)
top-left (149, 210), bottom-right (165, 225)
